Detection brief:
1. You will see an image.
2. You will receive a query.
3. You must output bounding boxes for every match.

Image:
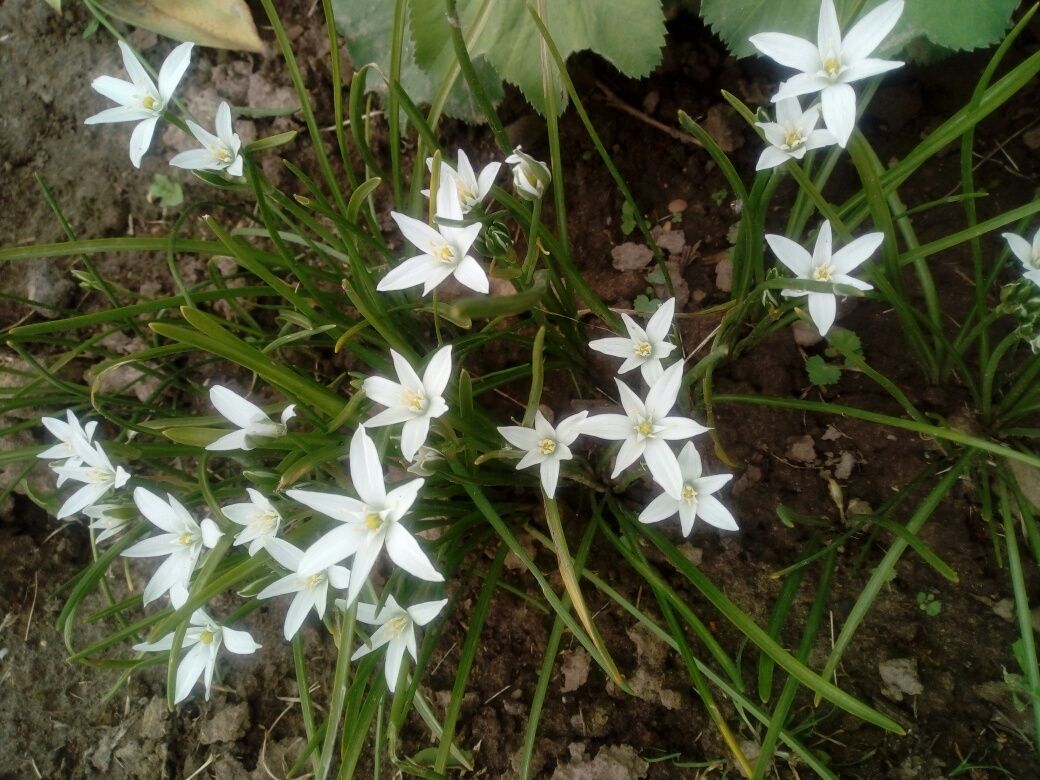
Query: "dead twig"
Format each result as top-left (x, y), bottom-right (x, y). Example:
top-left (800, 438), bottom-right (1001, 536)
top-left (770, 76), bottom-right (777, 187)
top-left (595, 81), bottom-right (702, 147)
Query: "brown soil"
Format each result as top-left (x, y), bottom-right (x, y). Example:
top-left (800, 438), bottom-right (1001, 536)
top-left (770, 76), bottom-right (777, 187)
top-left (2, 1), bottom-right (1039, 778)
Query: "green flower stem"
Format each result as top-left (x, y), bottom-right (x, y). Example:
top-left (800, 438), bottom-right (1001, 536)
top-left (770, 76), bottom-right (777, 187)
top-left (517, 504), bottom-right (600, 779)
top-left (544, 496), bottom-right (624, 686)
top-left (519, 198), bottom-right (543, 286)
top-left (999, 483), bottom-right (1040, 755)
top-left (292, 635), bottom-right (321, 777)
top-left (981, 330), bottom-right (1021, 422)
top-left (315, 602), bottom-right (357, 780)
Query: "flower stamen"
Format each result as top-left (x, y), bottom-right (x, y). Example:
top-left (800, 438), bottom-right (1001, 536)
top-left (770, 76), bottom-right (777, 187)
top-left (537, 437), bottom-right (557, 455)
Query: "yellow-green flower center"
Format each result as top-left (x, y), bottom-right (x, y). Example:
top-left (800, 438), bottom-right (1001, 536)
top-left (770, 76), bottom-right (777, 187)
top-left (681, 483), bottom-right (697, 503)
top-left (634, 340), bottom-right (653, 358)
top-left (456, 180), bottom-right (476, 207)
top-left (784, 128), bottom-right (806, 150)
top-left (430, 241), bottom-right (456, 264)
top-left (812, 263), bottom-right (835, 283)
top-left (89, 467), bottom-right (109, 483)
top-left (178, 531), bottom-right (194, 546)
top-left (635, 420), bottom-right (655, 437)
top-left (387, 614), bottom-right (410, 637)
top-left (364, 512), bottom-right (383, 531)
top-left (142, 95), bottom-right (158, 111)
top-left (216, 146), bottom-right (233, 163)
top-left (306, 573), bottom-right (323, 590)
top-left (199, 629), bottom-right (215, 645)
top-left (537, 437), bottom-right (557, 455)
top-left (823, 56), bottom-right (841, 77)
top-left (401, 388), bottom-right (425, 413)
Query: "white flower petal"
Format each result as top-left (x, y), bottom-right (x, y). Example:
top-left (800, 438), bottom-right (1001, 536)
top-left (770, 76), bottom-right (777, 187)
top-left (174, 642), bottom-right (209, 703)
top-left (422, 345), bottom-right (454, 398)
top-left (580, 414), bottom-right (631, 440)
top-left (540, 458), bottom-right (561, 497)
top-left (401, 416), bottom-right (431, 462)
top-left (643, 439), bottom-right (683, 496)
top-left (639, 492), bottom-right (680, 524)
top-left (842, 0), bottom-right (904, 61)
top-left (408, 599), bottom-right (448, 626)
top-left (222, 625), bottom-right (261, 654)
top-left (831, 232), bottom-right (884, 274)
top-left (349, 425), bottom-right (387, 506)
top-left (766, 233), bottom-right (813, 277)
top-left (170, 148), bottom-right (218, 171)
top-left (157, 42), bottom-right (193, 103)
top-left (842, 57), bottom-right (903, 83)
top-left (128, 117), bottom-right (158, 168)
top-left (589, 336), bottom-right (636, 359)
top-left (386, 523), bottom-right (443, 582)
top-left (820, 83), bottom-right (857, 148)
top-left (696, 494), bottom-right (739, 531)
top-left (383, 637), bottom-right (408, 692)
top-left (748, 32), bottom-right (821, 73)
top-left (283, 590), bottom-right (314, 639)
top-left (1004, 233), bottom-right (1033, 267)
top-left (807, 292), bottom-right (837, 335)
top-left (288, 488), bottom-right (364, 523)
top-left (452, 255), bottom-right (490, 294)
top-left (210, 385), bottom-right (266, 428)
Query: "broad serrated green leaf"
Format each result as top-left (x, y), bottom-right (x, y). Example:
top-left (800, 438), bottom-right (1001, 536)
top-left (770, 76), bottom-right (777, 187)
top-left (335, 0), bottom-right (665, 119)
top-left (806, 355), bottom-right (841, 386)
top-left (412, 0), bottom-right (666, 116)
top-left (332, 0), bottom-right (503, 122)
top-left (701, 0), bottom-right (1019, 59)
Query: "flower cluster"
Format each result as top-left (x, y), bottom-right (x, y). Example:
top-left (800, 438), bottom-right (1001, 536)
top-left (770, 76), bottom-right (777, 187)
top-left (378, 148), bottom-right (550, 297)
top-left (750, 0), bottom-right (904, 153)
top-left (498, 300), bottom-right (738, 535)
top-left (86, 41), bottom-right (243, 175)
top-left (746, 0), bottom-right (899, 336)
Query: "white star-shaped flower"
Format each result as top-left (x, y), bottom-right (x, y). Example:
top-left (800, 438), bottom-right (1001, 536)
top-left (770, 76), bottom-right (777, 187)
top-left (222, 488), bottom-right (282, 556)
top-left (1003, 228), bottom-right (1040, 287)
top-left (288, 425), bottom-right (442, 607)
top-left (134, 603), bottom-right (260, 703)
top-left (258, 538), bottom-right (351, 640)
top-left (170, 101), bottom-right (243, 177)
top-left (362, 346), bottom-right (451, 462)
top-left (498, 411), bottom-right (588, 497)
top-left (51, 437), bottom-right (131, 519)
top-left (638, 442), bottom-right (738, 535)
top-left (378, 184), bottom-right (487, 296)
top-left (39, 409), bottom-right (98, 486)
top-left (749, 0), bottom-right (904, 147)
top-left (589, 298), bottom-right (677, 383)
top-left (755, 97), bottom-right (836, 170)
top-left (84, 41), bottom-right (193, 167)
top-left (765, 220), bottom-right (879, 336)
top-left (341, 595), bottom-right (447, 692)
top-left (205, 385), bottom-right (296, 451)
top-left (121, 487), bottom-right (222, 605)
top-left (580, 361), bottom-right (708, 496)
top-left (424, 150), bottom-right (500, 214)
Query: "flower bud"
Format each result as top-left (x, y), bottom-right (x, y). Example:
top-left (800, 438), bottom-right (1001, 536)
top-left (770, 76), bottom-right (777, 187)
top-left (505, 147), bottom-right (551, 201)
